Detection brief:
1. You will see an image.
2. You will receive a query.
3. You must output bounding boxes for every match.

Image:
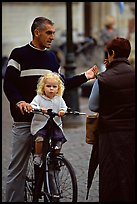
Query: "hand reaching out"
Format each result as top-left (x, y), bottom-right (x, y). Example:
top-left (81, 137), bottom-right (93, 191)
top-left (85, 65), bottom-right (99, 80)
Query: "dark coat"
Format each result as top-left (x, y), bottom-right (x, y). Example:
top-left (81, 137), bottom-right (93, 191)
top-left (98, 58), bottom-right (135, 202)
top-left (86, 58), bottom-right (135, 202)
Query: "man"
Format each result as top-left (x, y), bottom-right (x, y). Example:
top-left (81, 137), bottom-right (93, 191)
top-left (3, 17), bottom-right (98, 202)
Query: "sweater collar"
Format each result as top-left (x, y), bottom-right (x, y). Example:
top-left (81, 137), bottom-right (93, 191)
top-left (29, 42), bottom-right (47, 51)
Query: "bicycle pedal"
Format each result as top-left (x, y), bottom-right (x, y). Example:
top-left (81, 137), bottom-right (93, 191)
top-left (53, 195), bottom-right (60, 198)
top-left (52, 195), bottom-right (60, 202)
top-left (39, 191), bottom-right (45, 198)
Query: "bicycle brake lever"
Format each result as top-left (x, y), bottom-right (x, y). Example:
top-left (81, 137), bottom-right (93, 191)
top-left (73, 111), bottom-right (86, 115)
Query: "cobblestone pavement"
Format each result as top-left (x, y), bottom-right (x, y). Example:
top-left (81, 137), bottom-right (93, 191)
top-left (2, 75), bottom-right (99, 202)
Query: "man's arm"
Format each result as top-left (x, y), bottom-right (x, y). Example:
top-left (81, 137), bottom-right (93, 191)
top-left (3, 63), bottom-right (23, 105)
top-left (61, 65), bottom-right (98, 90)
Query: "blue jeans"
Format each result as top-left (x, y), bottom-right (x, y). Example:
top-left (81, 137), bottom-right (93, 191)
top-left (5, 122), bottom-right (32, 202)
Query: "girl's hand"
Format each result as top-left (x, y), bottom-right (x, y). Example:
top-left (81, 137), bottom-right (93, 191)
top-left (58, 110), bottom-right (65, 117)
top-left (41, 107), bottom-right (47, 113)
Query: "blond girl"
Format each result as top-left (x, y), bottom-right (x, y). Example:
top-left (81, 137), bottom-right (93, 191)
top-left (30, 72), bottom-right (67, 165)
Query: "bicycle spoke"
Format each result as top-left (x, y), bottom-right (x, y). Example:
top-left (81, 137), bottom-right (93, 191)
top-left (46, 155), bottom-right (77, 202)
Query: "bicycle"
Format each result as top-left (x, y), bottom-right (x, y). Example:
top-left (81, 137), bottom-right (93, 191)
top-left (24, 108), bottom-right (86, 202)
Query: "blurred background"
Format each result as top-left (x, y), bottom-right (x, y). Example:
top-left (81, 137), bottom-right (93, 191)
top-left (2, 1), bottom-right (135, 110)
top-left (2, 2), bottom-right (135, 71)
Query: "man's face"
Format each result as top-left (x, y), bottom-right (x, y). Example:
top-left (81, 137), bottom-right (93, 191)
top-left (36, 24), bottom-right (56, 49)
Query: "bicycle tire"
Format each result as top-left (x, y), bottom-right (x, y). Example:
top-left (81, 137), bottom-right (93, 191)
top-left (24, 153), bottom-right (35, 202)
top-left (24, 153), bottom-right (49, 202)
top-left (24, 152), bottom-right (78, 202)
top-left (45, 154), bottom-right (78, 202)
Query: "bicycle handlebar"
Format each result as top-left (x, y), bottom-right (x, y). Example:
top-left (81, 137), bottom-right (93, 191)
top-left (32, 108), bottom-right (86, 117)
top-left (66, 108), bottom-right (86, 116)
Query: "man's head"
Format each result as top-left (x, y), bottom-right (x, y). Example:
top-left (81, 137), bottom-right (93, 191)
top-left (31, 17), bottom-right (56, 50)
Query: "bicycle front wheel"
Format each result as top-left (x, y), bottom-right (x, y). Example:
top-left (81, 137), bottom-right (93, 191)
top-left (46, 154), bottom-right (78, 202)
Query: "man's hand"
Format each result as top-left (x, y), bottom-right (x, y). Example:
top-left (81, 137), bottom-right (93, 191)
top-left (16, 101), bottom-right (32, 115)
top-left (85, 65), bottom-right (99, 80)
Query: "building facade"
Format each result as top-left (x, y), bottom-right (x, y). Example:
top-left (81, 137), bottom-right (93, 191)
top-left (2, 2), bottom-right (135, 65)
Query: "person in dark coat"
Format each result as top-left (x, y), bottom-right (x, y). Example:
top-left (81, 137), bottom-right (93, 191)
top-left (88, 37), bottom-right (135, 202)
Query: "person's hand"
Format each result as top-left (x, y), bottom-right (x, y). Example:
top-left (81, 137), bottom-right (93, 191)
top-left (41, 107), bottom-right (47, 113)
top-left (16, 101), bottom-right (33, 115)
top-left (58, 110), bottom-right (65, 117)
top-left (85, 65), bottom-right (99, 80)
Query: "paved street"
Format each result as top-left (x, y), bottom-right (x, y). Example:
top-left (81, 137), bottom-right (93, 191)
top-left (2, 79), bottom-right (99, 202)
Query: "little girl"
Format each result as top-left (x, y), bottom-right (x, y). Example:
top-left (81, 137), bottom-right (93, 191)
top-left (30, 72), bottom-right (68, 165)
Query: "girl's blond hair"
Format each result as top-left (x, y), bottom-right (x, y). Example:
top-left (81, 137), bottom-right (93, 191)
top-left (37, 72), bottom-right (65, 96)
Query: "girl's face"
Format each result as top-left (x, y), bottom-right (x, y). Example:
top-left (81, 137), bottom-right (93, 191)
top-left (44, 78), bottom-right (59, 99)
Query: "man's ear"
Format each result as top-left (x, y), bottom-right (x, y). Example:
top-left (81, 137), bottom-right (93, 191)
top-left (34, 29), bottom-right (40, 37)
